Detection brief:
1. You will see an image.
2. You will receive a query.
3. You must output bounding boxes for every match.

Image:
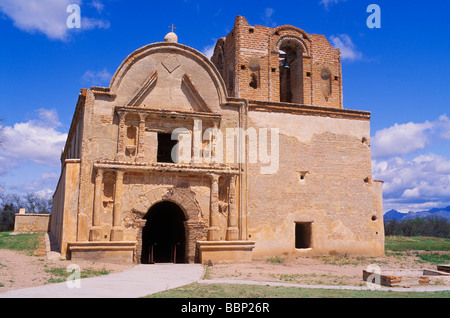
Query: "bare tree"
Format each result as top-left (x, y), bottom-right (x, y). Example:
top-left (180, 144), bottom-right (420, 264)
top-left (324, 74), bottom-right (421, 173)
top-left (24, 193), bottom-right (52, 214)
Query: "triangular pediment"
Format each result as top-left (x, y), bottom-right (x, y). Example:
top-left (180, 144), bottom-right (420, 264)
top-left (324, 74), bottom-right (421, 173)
top-left (180, 74), bottom-right (213, 113)
top-left (126, 68), bottom-right (213, 113)
top-left (126, 71), bottom-right (158, 107)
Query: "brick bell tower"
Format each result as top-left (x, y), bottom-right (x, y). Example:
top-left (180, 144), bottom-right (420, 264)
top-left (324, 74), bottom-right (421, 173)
top-left (211, 16), bottom-right (343, 109)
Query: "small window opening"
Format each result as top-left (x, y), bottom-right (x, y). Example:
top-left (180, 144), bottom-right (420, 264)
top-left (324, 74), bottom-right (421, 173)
top-left (334, 76), bottom-right (339, 81)
top-left (249, 73), bottom-right (258, 89)
top-left (249, 28), bottom-right (254, 33)
top-left (241, 65), bottom-right (246, 70)
top-left (157, 133), bottom-right (177, 163)
top-left (306, 72), bottom-right (311, 77)
top-left (271, 68), bottom-right (276, 73)
top-left (295, 222), bottom-right (312, 249)
top-left (298, 171), bottom-right (309, 183)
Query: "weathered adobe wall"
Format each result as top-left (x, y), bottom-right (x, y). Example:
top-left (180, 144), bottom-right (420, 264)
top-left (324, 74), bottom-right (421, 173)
top-left (246, 111), bottom-right (384, 258)
top-left (51, 90), bottom-right (85, 254)
top-left (51, 160), bottom-right (81, 257)
top-left (14, 214), bottom-right (50, 233)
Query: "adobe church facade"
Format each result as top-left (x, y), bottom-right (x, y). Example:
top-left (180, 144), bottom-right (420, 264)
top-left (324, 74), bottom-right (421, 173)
top-left (51, 16), bottom-right (385, 264)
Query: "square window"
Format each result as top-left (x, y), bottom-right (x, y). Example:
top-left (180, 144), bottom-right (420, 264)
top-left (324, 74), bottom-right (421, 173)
top-left (157, 133), bottom-right (177, 163)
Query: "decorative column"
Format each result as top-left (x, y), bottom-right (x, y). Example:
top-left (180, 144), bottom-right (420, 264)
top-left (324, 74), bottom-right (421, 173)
top-left (210, 121), bottom-right (219, 165)
top-left (208, 174), bottom-right (220, 241)
top-left (116, 110), bottom-right (126, 161)
top-left (111, 170), bottom-right (124, 241)
top-left (136, 114), bottom-right (146, 162)
top-left (192, 119), bottom-right (202, 164)
top-left (89, 168), bottom-right (103, 241)
top-left (226, 175), bottom-right (239, 241)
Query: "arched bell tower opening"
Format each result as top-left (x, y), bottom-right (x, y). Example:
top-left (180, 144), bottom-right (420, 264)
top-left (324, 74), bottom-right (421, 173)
top-left (279, 40), bottom-right (304, 104)
top-left (141, 201), bottom-right (187, 264)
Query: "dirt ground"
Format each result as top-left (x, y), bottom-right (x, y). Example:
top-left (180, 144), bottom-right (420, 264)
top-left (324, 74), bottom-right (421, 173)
top-left (0, 249), bottom-right (132, 292)
top-left (0, 247), bottom-right (439, 293)
top-left (204, 253), bottom-right (434, 286)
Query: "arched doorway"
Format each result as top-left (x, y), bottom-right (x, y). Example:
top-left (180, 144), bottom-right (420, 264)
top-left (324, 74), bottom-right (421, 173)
top-left (141, 201), bottom-right (186, 264)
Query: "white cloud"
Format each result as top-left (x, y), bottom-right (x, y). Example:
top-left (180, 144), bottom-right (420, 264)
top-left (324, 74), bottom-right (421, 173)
top-left (0, 108), bottom-right (67, 174)
top-left (20, 172), bottom-right (59, 199)
top-left (261, 8), bottom-right (276, 27)
top-left (371, 121), bottom-right (433, 159)
top-left (81, 16), bottom-right (110, 30)
top-left (372, 115), bottom-right (450, 212)
top-left (437, 114), bottom-right (450, 140)
top-left (371, 115), bottom-right (450, 159)
top-left (373, 154), bottom-right (450, 212)
top-left (81, 68), bottom-right (112, 86)
top-left (89, 0), bottom-right (104, 14)
top-left (202, 44), bottom-right (215, 60)
top-left (36, 108), bottom-right (62, 127)
top-left (0, 0), bottom-right (109, 41)
top-left (320, 0), bottom-right (344, 11)
top-left (329, 34), bottom-right (363, 61)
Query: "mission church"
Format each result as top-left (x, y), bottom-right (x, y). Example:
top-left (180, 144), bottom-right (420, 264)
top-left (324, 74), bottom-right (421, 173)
top-left (51, 16), bottom-right (385, 264)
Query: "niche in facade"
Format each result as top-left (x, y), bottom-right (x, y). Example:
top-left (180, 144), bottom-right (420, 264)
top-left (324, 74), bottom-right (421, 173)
top-left (321, 67), bottom-right (332, 101)
top-left (125, 113), bottom-right (140, 157)
top-left (248, 56), bottom-right (260, 90)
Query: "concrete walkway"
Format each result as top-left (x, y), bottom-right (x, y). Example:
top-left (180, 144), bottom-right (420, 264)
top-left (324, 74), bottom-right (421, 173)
top-left (2, 265), bottom-right (449, 298)
top-left (0, 264), bottom-right (205, 298)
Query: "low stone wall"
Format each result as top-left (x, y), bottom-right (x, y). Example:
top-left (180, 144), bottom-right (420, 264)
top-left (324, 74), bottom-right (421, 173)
top-left (13, 214), bottom-right (51, 233)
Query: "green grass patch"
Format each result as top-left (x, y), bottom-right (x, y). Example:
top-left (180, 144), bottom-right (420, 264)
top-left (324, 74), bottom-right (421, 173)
top-left (0, 232), bottom-right (43, 255)
top-left (146, 283), bottom-right (450, 298)
top-left (385, 236), bottom-right (450, 252)
top-left (415, 252), bottom-right (450, 265)
top-left (45, 266), bottom-right (110, 284)
top-left (266, 256), bottom-right (285, 264)
top-left (315, 255), bottom-right (370, 266)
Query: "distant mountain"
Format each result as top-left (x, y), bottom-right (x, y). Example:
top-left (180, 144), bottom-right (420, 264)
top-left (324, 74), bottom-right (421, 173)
top-left (384, 206), bottom-right (450, 221)
top-left (384, 209), bottom-right (405, 221)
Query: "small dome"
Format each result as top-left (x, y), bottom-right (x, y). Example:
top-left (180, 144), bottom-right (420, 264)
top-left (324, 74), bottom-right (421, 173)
top-left (164, 32), bottom-right (178, 43)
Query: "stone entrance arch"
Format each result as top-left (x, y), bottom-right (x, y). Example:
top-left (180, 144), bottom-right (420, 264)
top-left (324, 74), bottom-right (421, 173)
top-left (141, 201), bottom-right (186, 264)
top-left (130, 186), bottom-right (207, 263)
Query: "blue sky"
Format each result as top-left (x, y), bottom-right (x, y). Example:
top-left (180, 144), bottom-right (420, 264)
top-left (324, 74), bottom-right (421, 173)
top-left (0, 0), bottom-right (449, 213)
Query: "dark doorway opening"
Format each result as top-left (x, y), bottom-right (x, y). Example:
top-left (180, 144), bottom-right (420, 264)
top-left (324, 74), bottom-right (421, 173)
top-left (157, 133), bottom-right (178, 163)
top-left (295, 222), bottom-right (312, 249)
top-left (141, 201), bottom-right (186, 264)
